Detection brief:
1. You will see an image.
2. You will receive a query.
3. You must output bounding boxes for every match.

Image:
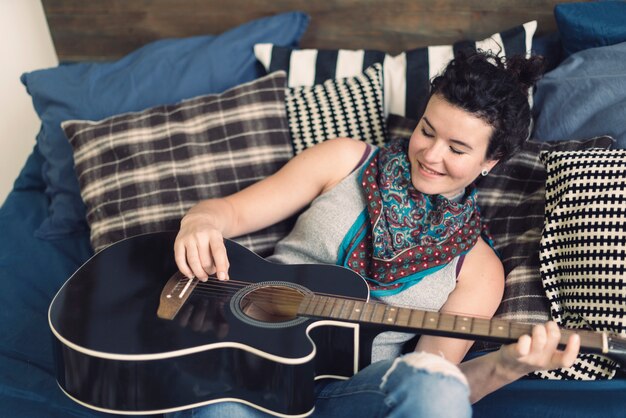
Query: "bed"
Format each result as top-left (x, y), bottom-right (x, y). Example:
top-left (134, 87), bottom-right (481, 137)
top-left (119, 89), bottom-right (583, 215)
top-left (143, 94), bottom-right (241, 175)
top-left (3, 0), bottom-right (626, 417)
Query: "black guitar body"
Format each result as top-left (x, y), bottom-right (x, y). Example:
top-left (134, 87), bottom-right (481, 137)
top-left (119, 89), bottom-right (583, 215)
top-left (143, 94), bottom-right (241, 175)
top-left (49, 231), bottom-right (370, 416)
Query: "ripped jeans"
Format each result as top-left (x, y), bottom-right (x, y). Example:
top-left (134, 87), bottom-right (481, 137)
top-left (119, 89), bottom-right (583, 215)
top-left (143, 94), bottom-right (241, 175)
top-left (166, 352), bottom-right (472, 418)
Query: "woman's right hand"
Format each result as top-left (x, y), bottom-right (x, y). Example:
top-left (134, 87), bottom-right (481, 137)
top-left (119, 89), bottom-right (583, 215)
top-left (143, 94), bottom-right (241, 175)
top-left (174, 210), bottom-right (230, 282)
top-left (173, 138), bottom-right (369, 282)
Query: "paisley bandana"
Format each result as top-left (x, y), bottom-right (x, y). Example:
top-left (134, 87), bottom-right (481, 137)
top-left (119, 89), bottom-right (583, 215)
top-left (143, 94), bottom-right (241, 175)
top-left (341, 138), bottom-right (485, 296)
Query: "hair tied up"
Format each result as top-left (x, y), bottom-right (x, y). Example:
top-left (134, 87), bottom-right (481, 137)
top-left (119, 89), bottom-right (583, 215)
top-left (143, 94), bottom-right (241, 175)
top-left (504, 54), bottom-right (546, 93)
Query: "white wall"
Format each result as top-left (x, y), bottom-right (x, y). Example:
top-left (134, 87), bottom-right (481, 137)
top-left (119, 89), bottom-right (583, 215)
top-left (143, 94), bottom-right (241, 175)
top-left (0, 0), bottom-right (58, 204)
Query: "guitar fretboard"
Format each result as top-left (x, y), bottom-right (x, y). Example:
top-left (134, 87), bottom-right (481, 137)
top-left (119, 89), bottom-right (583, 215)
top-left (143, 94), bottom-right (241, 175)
top-left (297, 294), bottom-right (605, 351)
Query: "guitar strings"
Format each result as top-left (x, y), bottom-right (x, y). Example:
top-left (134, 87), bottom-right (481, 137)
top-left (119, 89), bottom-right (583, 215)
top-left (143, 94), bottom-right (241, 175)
top-left (169, 278), bottom-right (599, 346)
top-left (178, 277), bottom-right (499, 321)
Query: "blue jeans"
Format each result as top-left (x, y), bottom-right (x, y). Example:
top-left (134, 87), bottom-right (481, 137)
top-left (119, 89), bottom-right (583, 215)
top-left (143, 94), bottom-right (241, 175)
top-left (166, 352), bottom-right (472, 418)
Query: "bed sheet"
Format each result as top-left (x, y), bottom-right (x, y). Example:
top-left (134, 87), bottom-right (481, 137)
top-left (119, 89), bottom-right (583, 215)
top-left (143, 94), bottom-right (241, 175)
top-left (0, 147), bottom-right (159, 417)
top-left (2, 149), bottom-right (626, 418)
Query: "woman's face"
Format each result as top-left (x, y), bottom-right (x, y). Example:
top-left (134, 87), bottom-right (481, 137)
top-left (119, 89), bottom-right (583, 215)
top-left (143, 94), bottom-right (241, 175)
top-left (408, 94), bottom-right (499, 199)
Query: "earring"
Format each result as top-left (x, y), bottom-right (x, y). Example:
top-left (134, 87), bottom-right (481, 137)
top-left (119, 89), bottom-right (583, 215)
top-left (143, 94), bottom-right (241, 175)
top-left (481, 169), bottom-right (489, 177)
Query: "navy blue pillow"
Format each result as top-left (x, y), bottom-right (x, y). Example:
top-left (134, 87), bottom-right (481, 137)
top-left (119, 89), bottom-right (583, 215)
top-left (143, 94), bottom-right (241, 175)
top-left (555, 1), bottom-right (626, 58)
top-left (532, 42), bottom-right (626, 148)
top-left (20, 11), bottom-right (309, 239)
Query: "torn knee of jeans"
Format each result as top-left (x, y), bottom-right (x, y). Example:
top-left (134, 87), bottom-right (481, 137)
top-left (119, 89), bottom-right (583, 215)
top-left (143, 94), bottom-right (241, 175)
top-left (379, 351), bottom-right (469, 390)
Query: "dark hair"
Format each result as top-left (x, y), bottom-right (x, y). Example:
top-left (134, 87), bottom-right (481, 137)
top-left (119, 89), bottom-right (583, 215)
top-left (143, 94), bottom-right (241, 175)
top-left (429, 49), bottom-right (545, 162)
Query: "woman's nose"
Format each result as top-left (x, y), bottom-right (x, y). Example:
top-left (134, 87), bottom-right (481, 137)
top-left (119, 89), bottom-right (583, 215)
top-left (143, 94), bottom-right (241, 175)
top-left (422, 140), bottom-right (444, 162)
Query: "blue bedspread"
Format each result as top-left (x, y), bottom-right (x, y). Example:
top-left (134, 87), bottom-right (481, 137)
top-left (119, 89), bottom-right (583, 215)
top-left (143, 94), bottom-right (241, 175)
top-left (1, 149), bottom-right (626, 417)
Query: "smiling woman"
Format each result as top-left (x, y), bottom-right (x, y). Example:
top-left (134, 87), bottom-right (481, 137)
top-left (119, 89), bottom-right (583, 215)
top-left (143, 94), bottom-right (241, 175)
top-left (170, 49), bottom-right (580, 418)
top-left (408, 94), bottom-right (497, 198)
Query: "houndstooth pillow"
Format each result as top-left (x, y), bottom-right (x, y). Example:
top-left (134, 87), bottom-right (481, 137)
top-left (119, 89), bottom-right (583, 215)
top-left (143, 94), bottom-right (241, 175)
top-left (62, 71), bottom-right (294, 255)
top-left (286, 63), bottom-right (388, 154)
top-left (535, 149), bottom-right (626, 380)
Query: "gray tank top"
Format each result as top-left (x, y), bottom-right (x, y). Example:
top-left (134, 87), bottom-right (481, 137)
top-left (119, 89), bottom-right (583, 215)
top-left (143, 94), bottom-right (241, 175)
top-left (267, 145), bottom-right (460, 362)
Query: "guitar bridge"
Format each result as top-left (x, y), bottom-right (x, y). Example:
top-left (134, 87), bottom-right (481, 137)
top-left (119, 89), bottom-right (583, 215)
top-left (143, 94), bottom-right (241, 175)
top-left (157, 272), bottom-right (198, 320)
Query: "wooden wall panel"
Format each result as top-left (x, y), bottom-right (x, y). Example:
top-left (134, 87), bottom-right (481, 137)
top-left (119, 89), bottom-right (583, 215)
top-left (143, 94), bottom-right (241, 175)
top-left (42, 0), bottom-right (589, 61)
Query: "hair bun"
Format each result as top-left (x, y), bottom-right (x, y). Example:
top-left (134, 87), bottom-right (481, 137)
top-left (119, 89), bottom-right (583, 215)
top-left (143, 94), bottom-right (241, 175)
top-left (505, 54), bottom-right (546, 93)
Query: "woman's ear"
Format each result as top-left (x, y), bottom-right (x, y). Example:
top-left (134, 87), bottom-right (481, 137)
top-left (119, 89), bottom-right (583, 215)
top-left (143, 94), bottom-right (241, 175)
top-left (483, 159), bottom-right (499, 174)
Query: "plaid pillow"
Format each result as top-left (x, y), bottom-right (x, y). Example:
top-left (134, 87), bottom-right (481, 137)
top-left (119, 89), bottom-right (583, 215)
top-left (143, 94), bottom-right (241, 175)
top-left (476, 137), bottom-right (614, 327)
top-left (535, 149), bottom-right (626, 380)
top-left (62, 72), bottom-right (294, 255)
top-left (286, 63), bottom-right (387, 154)
top-left (255, 21), bottom-right (536, 120)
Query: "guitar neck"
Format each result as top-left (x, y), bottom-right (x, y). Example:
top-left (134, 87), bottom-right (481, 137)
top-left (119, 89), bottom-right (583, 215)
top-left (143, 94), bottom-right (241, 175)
top-left (297, 294), bottom-right (607, 354)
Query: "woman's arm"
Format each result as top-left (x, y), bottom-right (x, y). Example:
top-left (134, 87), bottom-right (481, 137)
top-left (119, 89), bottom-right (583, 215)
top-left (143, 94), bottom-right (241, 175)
top-left (414, 238), bottom-right (504, 364)
top-left (414, 238), bottom-right (581, 403)
top-left (174, 137), bottom-right (368, 280)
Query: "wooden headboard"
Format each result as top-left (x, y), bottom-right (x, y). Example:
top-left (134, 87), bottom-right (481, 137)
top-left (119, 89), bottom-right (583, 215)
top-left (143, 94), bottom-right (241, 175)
top-left (42, 0), bottom-right (585, 62)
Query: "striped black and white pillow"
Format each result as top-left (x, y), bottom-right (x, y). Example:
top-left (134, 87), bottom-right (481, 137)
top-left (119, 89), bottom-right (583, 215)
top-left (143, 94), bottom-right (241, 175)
top-left (286, 63), bottom-right (387, 154)
top-left (255, 21), bottom-right (536, 120)
top-left (62, 71), bottom-right (294, 255)
top-left (535, 149), bottom-right (626, 380)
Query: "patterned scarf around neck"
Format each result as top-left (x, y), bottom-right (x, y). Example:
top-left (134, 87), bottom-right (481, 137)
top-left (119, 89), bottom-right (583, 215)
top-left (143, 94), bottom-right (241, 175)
top-left (340, 138), bottom-right (485, 296)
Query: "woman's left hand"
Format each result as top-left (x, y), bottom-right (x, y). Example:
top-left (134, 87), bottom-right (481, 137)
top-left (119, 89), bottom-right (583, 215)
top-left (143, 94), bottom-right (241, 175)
top-left (496, 321), bottom-right (581, 378)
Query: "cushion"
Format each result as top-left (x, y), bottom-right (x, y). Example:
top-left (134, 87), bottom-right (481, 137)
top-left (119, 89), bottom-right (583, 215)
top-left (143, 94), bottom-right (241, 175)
top-left (555, 1), bottom-right (626, 58)
top-left (286, 63), bottom-right (387, 154)
top-left (62, 72), bottom-right (294, 256)
top-left (532, 42), bottom-right (626, 149)
top-left (535, 148), bottom-right (626, 380)
top-left (476, 135), bottom-right (615, 327)
top-left (21, 11), bottom-right (309, 240)
top-left (531, 31), bottom-right (563, 72)
top-left (255, 21), bottom-right (536, 120)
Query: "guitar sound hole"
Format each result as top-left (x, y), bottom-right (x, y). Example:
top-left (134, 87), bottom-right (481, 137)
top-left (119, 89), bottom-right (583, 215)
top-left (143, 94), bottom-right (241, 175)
top-left (239, 286), bottom-right (304, 323)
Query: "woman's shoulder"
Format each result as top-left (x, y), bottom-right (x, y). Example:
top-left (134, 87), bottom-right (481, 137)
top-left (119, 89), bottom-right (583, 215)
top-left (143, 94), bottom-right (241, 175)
top-left (312, 138), bottom-right (373, 192)
top-left (318, 137), bottom-right (373, 156)
top-left (459, 237), bottom-right (504, 287)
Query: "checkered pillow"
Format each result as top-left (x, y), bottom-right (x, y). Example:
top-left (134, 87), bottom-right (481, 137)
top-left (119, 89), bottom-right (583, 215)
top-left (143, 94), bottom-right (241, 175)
top-left (62, 72), bottom-right (294, 255)
top-left (534, 149), bottom-right (626, 380)
top-left (286, 63), bottom-right (387, 154)
top-left (256, 21), bottom-right (536, 120)
top-left (476, 137), bottom-right (613, 322)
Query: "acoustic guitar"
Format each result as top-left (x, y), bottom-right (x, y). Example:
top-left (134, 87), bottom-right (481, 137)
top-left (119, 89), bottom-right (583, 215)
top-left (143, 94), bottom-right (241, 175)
top-left (49, 231), bottom-right (626, 417)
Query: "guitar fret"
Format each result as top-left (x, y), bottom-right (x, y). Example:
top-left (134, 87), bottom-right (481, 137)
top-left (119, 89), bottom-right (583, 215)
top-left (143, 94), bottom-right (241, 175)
top-left (490, 319), bottom-right (510, 339)
top-left (409, 309), bottom-right (425, 328)
top-left (326, 297), bottom-right (342, 319)
top-left (298, 295), bottom-right (314, 315)
top-left (312, 296), bottom-right (328, 317)
top-left (337, 298), bottom-right (351, 320)
top-left (302, 295), bottom-right (317, 316)
top-left (438, 313), bottom-right (456, 333)
top-left (385, 306), bottom-right (399, 325)
top-left (395, 307), bottom-right (411, 327)
top-left (361, 303), bottom-right (375, 323)
top-left (423, 311), bottom-right (440, 330)
top-left (472, 317), bottom-right (491, 337)
top-left (370, 303), bottom-right (386, 324)
top-left (454, 316), bottom-right (473, 334)
top-left (349, 300), bottom-right (365, 321)
top-left (321, 297), bottom-right (336, 318)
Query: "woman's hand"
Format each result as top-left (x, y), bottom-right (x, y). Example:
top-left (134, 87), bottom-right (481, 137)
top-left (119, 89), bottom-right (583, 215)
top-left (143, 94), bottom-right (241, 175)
top-left (496, 321), bottom-right (581, 379)
top-left (174, 208), bottom-right (231, 282)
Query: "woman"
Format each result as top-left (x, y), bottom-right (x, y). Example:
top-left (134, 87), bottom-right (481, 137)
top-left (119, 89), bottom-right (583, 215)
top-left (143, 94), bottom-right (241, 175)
top-left (171, 50), bottom-right (580, 418)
